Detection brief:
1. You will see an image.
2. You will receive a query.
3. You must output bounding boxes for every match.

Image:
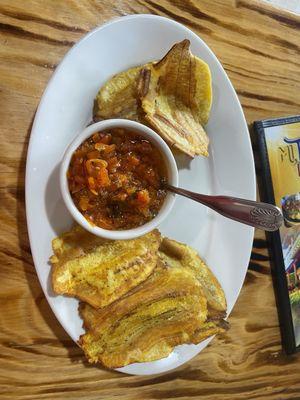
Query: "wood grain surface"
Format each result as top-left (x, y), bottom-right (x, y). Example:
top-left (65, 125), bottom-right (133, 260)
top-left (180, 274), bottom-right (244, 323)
top-left (1, 0), bottom-right (300, 399)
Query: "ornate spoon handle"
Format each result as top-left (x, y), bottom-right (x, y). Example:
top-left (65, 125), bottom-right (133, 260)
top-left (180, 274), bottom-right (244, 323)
top-left (165, 184), bottom-right (283, 231)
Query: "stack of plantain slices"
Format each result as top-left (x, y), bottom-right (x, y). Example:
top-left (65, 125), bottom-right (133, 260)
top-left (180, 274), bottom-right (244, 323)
top-left (94, 40), bottom-right (212, 157)
top-left (50, 226), bottom-right (228, 368)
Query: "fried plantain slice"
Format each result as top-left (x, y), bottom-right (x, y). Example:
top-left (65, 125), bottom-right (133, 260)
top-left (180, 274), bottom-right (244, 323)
top-left (50, 226), bottom-right (161, 308)
top-left (159, 237), bottom-right (227, 315)
top-left (94, 41), bottom-right (212, 157)
top-left (138, 40), bottom-right (212, 157)
top-left (79, 253), bottom-right (227, 368)
top-left (79, 261), bottom-right (210, 367)
top-left (93, 65), bottom-right (149, 122)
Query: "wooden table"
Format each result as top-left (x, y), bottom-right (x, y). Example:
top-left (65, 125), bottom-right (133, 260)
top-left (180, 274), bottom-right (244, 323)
top-left (1, 0), bottom-right (300, 398)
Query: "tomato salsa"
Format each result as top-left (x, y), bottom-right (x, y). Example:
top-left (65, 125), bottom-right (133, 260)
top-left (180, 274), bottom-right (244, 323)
top-left (67, 128), bottom-right (167, 230)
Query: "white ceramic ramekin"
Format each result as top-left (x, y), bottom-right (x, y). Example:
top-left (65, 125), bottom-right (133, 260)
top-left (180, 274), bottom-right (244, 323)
top-left (60, 119), bottom-right (178, 240)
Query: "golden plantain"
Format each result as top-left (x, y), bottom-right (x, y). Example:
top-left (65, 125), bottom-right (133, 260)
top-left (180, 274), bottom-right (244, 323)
top-left (159, 237), bottom-right (227, 316)
top-left (50, 226), bottom-right (161, 308)
top-left (94, 40), bottom-right (212, 157)
top-left (79, 247), bottom-right (227, 368)
top-left (138, 40), bottom-right (212, 157)
top-left (79, 261), bottom-right (209, 367)
top-left (93, 65), bottom-right (148, 122)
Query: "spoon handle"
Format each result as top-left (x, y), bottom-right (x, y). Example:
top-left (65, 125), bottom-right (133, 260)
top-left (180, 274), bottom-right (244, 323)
top-left (165, 185), bottom-right (283, 231)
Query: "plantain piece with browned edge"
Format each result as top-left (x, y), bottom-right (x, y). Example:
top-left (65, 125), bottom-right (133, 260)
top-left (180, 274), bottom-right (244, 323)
top-left (79, 240), bottom-right (227, 368)
top-left (93, 40), bottom-right (212, 157)
top-left (138, 40), bottom-right (212, 157)
top-left (159, 237), bottom-right (227, 317)
top-left (80, 262), bottom-right (210, 367)
top-left (93, 64), bottom-right (150, 123)
top-left (50, 226), bottom-right (161, 308)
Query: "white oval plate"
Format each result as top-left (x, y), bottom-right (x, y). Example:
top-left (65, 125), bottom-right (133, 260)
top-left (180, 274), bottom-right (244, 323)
top-left (26, 15), bottom-right (255, 375)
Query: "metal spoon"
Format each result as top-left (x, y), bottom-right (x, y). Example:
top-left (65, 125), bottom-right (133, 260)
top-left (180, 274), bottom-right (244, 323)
top-left (164, 183), bottom-right (283, 231)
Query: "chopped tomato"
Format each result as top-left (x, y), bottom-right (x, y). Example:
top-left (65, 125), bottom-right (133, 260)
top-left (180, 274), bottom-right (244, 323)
top-left (87, 150), bottom-right (100, 159)
top-left (136, 189), bottom-right (150, 206)
top-left (96, 167), bottom-right (111, 187)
